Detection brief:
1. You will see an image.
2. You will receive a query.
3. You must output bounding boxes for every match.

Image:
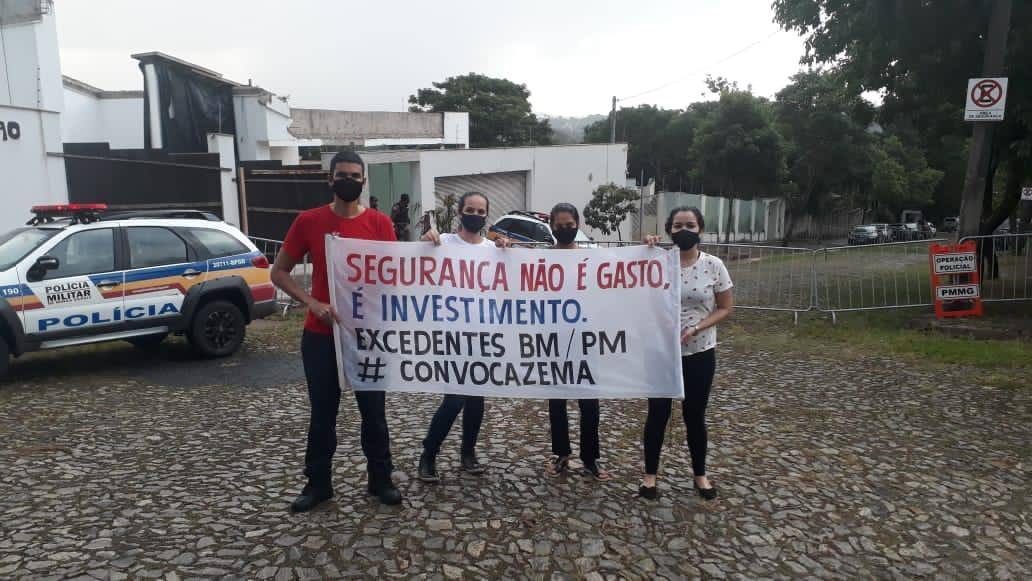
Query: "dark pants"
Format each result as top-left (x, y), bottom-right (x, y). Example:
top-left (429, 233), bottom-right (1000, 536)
top-left (301, 331), bottom-right (393, 489)
top-left (422, 395), bottom-right (484, 457)
top-left (643, 349), bottom-right (716, 476)
top-left (548, 399), bottom-right (601, 465)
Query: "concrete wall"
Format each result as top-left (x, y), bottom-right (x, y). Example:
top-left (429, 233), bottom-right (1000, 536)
top-left (414, 144), bottom-right (629, 241)
top-left (207, 133), bottom-right (239, 228)
top-left (0, 3), bottom-right (68, 233)
top-left (62, 86), bottom-right (144, 149)
top-left (443, 112), bottom-right (469, 148)
top-left (270, 145), bottom-right (300, 166)
top-left (233, 90), bottom-right (298, 161)
top-left (654, 192), bottom-right (786, 243)
top-left (232, 93), bottom-right (267, 161)
top-left (0, 5), bottom-right (62, 111)
top-left (291, 109), bottom-right (444, 140)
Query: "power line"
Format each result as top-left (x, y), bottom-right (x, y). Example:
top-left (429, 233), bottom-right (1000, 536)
top-left (617, 30), bottom-right (780, 103)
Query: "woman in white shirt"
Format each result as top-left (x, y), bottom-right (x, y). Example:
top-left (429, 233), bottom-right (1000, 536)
top-left (641, 207), bottom-right (733, 500)
top-left (417, 192), bottom-right (501, 482)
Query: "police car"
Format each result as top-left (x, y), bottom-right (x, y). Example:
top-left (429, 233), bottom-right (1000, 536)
top-left (0, 204), bottom-right (277, 381)
top-left (487, 211), bottom-right (597, 247)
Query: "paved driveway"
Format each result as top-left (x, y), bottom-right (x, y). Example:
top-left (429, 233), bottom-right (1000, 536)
top-left (0, 320), bottom-right (1028, 579)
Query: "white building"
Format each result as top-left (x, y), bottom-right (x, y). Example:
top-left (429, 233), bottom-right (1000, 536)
top-left (232, 85), bottom-right (299, 165)
top-left (324, 144), bottom-right (630, 241)
top-left (0, 0), bottom-right (68, 233)
top-left (291, 109), bottom-right (469, 150)
top-left (62, 76), bottom-right (144, 149)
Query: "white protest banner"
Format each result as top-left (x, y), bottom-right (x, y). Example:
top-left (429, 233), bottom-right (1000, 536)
top-left (326, 237), bottom-right (684, 399)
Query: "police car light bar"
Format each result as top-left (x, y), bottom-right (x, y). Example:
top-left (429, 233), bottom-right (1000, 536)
top-left (28, 203), bottom-right (109, 226)
top-left (30, 203), bottom-right (109, 214)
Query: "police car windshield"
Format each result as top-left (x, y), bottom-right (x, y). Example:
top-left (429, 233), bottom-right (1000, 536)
top-left (0, 228), bottom-right (60, 271)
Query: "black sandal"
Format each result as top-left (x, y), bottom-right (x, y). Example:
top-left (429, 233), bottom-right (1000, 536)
top-left (638, 485), bottom-right (659, 500)
top-left (582, 461), bottom-right (612, 481)
top-left (546, 455), bottom-right (569, 477)
top-left (694, 482), bottom-right (718, 501)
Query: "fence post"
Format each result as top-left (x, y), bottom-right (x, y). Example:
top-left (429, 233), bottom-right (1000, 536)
top-left (238, 167), bottom-right (249, 235)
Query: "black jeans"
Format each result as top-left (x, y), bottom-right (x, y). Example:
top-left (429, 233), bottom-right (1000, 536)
top-left (643, 349), bottom-right (716, 476)
top-left (301, 331), bottom-right (393, 489)
top-left (548, 399), bottom-right (601, 465)
top-left (422, 395), bottom-right (484, 457)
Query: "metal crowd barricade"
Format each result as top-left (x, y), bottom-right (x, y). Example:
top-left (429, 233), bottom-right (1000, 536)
top-left (700, 243), bottom-right (816, 320)
top-left (959, 233), bottom-right (1032, 303)
top-left (813, 239), bottom-right (947, 322)
top-left (534, 239), bottom-right (816, 319)
top-left (249, 231), bottom-right (1025, 321)
top-left (248, 236), bottom-right (311, 316)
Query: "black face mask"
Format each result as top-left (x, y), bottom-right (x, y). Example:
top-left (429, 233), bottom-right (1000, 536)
top-left (332, 178), bottom-right (363, 202)
top-left (552, 226), bottom-right (578, 245)
top-left (460, 213), bottom-right (486, 233)
top-left (672, 229), bottom-right (700, 250)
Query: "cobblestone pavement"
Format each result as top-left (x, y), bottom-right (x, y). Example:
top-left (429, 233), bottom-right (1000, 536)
top-left (0, 320), bottom-right (1029, 580)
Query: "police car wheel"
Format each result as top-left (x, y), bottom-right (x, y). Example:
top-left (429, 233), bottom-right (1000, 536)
top-left (0, 336), bottom-right (9, 381)
top-left (127, 333), bottom-right (168, 349)
top-left (189, 300), bottom-right (245, 358)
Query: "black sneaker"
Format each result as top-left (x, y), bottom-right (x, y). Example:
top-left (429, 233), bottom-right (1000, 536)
top-left (289, 484), bottom-right (333, 513)
top-left (460, 453), bottom-right (486, 475)
top-left (418, 453), bottom-right (440, 482)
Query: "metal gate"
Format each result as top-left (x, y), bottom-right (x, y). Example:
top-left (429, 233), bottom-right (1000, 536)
top-left (434, 171), bottom-right (527, 226)
top-left (63, 143), bottom-right (224, 214)
top-left (239, 165), bottom-right (329, 241)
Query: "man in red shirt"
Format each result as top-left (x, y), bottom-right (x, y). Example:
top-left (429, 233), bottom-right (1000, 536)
top-left (271, 151), bottom-right (402, 510)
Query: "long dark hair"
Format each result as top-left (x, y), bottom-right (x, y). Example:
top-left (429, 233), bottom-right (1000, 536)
top-left (664, 206), bottom-right (705, 234)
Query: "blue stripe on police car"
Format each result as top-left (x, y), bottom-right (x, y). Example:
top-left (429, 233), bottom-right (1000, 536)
top-left (38, 302), bottom-right (179, 331)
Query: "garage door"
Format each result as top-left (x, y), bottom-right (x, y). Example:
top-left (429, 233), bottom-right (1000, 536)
top-left (434, 171), bottom-right (527, 228)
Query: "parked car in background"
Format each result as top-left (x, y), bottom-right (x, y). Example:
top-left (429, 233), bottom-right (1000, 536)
top-left (888, 223), bottom-right (910, 241)
top-left (903, 223), bottom-right (921, 240)
top-left (488, 211), bottom-right (596, 247)
top-left (871, 223), bottom-right (892, 243)
top-left (918, 220), bottom-right (937, 239)
top-left (943, 217), bottom-right (959, 232)
top-left (848, 225), bottom-right (881, 245)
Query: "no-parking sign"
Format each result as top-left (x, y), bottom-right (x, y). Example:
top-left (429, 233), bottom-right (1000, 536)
top-left (965, 77), bottom-right (1008, 121)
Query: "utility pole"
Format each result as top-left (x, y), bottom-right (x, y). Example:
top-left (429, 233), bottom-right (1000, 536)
top-left (958, 0), bottom-right (1012, 238)
top-left (609, 96), bottom-right (617, 144)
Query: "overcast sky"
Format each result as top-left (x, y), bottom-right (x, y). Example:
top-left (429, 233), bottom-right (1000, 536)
top-left (56, 0), bottom-right (808, 117)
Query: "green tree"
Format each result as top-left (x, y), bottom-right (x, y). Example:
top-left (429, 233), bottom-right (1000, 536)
top-left (869, 136), bottom-right (943, 220)
top-left (693, 88), bottom-right (785, 242)
top-left (584, 105), bottom-right (684, 188)
top-left (409, 73), bottom-right (554, 147)
top-left (430, 193), bottom-right (459, 233)
top-left (774, 70), bottom-right (874, 240)
top-left (583, 183), bottom-right (641, 241)
top-left (773, 0), bottom-right (1032, 234)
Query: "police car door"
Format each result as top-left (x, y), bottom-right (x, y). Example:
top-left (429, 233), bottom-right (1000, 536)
top-left (18, 227), bottom-right (126, 339)
top-left (122, 226), bottom-right (202, 324)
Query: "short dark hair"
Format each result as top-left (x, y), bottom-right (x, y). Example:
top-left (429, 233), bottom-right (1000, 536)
top-left (664, 206), bottom-right (705, 234)
top-left (399, 193), bottom-right (410, 202)
top-left (549, 203), bottom-right (580, 227)
top-left (459, 191), bottom-right (489, 214)
top-left (329, 150), bottom-right (365, 175)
